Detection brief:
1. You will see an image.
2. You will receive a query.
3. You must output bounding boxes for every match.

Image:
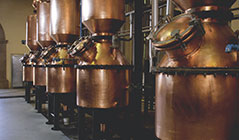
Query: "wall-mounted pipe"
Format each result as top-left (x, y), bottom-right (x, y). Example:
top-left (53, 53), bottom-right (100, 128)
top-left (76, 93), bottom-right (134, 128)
top-left (166, 0), bottom-right (174, 17)
top-left (149, 0), bottom-right (159, 72)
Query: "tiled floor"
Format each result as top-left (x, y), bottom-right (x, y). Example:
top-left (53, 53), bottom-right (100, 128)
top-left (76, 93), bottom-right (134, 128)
top-left (0, 95), bottom-right (70, 140)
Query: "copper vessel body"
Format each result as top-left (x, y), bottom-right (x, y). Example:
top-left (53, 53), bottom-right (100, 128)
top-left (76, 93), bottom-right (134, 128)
top-left (50, 0), bottom-right (80, 45)
top-left (155, 16), bottom-right (239, 140)
top-left (173, 0), bottom-right (236, 10)
top-left (37, 1), bottom-right (55, 48)
top-left (77, 69), bottom-right (130, 108)
top-left (82, 0), bottom-right (125, 36)
top-left (26, 14), bottom-right (41, 51)
top-left (75, 41), bottom-right (131, 108)
top-left (46, 47), bottom-right (76, 93)
top-left (23, 65), bottom-right (33, 82)
top-left (33, 60), bottom-right (46, 86)
top-left (156, 74), bottom-right (238, 140)
top-left (46, 67), bottom-right (76, 93)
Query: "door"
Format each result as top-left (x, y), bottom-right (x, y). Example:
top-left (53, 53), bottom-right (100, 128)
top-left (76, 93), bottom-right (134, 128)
top-left (11, 54), bottom-right (24, 88)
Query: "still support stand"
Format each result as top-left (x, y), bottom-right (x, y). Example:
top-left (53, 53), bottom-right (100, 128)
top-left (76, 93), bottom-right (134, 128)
top-left (25, 81), bottom-right (33, 103)
top-left (47, 92), bottom-right (76, 130)
top-left (35, 86), bottom-right (46, 113)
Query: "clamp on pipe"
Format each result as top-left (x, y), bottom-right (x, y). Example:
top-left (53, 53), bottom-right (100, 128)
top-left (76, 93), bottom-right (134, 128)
top-left (225, 44), bottom-right (239, 53)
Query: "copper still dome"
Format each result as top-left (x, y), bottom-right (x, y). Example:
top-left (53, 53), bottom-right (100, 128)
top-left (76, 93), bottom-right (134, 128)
top-left (69, 0), bottom-right (132, 108)
top-left (45, 0), bottom-right (80, 93)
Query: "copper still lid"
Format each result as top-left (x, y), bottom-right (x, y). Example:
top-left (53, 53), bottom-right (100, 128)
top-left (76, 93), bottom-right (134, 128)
top-left (69, 38), bottom-right (129, 65)
top-left (173, 0), bottom-right (236, 11)
top-left (50, 0), bottom-right (80, 45)
top-left (152, 14), bottom-right (204, 51)
top-left (26, 14), bottom-right (41, 51)
top-left (82, 0), bottom-right (125, 36)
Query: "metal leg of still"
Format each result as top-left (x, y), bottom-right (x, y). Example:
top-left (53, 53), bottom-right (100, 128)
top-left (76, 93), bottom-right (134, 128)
top-left (24, 81), bottom-right (33, 103)
top-left (78, 107), bottom-right (131, 140)
top-left (46, 92), bottom-right (76, 130)
top-left (35, 86), bottom-right (46, 113)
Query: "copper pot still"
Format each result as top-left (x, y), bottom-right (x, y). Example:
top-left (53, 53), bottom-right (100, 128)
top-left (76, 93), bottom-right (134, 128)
top-left (45, 0), bottom-right (80, 93)
top-left (71, 0), bottom-right (131, 109)
top-left (50, 0), bottom-right (80, 45)
top-left (153, 0), bottom-right (239, 140)
top-left (37, 0), bottom-right (55, 48)
top-left (24, 14), bottom-right (40, 82)
top-left (33, 0), bottom-right (55, 86)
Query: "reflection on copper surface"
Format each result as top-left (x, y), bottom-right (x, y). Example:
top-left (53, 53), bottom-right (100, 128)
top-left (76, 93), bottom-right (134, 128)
top-left (77, 68), bottom-right (130, 108)
top-left (82, 0), bottom-right (125, 36)
top-left (26, 14), bottom-right (41, 51)
top-left (50, 0), bottom-right (80, 45)
top-left (153, 0), bottom-right (239, 139)
top-left (46, 66), bottom-right (76, 93)
top-left (70, 38), bottom-right (131, 108)
top-left (23, 66), bottom-right (33, 82)
top-left (33, 56), bottom-right (46, 86)
top-left (37, 1), bottom-right (55, 48)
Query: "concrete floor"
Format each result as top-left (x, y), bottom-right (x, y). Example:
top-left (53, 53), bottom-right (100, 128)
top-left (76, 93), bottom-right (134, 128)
top-left (0, 89), bottom-right (25, 98)
top-left (0, 96), bottom-right (70, 140)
